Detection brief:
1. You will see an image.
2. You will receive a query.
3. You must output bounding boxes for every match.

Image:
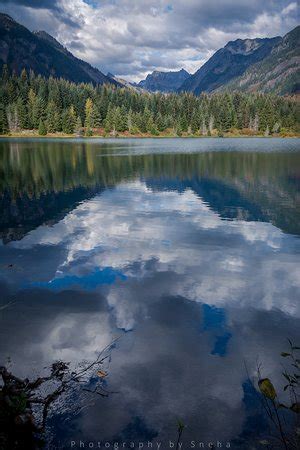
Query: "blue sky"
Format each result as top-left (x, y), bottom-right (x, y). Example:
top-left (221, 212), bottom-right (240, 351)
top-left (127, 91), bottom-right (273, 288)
top-left (1, 0), bottom-right (298, 81)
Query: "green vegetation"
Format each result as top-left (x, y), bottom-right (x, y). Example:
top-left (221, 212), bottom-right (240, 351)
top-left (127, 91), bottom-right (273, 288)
top-left (0, 66), bottom-right (299, 137)
top-left (256, 341), bottom-right (300, 449)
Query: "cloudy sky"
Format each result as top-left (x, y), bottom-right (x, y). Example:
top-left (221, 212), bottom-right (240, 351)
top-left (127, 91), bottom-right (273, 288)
top-left (0, 0), bottom-right (298, 81)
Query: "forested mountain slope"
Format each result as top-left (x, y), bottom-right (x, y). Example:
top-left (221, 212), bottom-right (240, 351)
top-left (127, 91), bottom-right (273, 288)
top-left (0, 13), bottom-right (116, 85)
top-left (220, 26), bottom-right (300, 95)
top-left (178, 36), bottom-right (280, 94)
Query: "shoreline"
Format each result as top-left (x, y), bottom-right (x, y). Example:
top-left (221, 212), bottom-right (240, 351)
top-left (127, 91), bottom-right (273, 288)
top-left (1, 133), bottom-right (299, 139)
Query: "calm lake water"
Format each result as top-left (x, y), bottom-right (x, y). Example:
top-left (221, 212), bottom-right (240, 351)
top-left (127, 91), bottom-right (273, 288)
top-left (0, 138), bottom-right (300, 449)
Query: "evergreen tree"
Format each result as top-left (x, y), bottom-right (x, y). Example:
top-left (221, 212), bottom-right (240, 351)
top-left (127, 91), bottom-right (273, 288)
top-left (84, 98), bottom-right (94, 135)
top-left (272, 122), bottom-right (281, 134)
top-left (190, 110), bottom-right (200, 134)
top-left (201, 119), bottom-right (207, 136)
top-left (75, 116), bottom-right (82, 136)
top-left (104, 104), bottom-right (116, 133)
top-left (127, 109), bottom-right (133, 133)
top-left (114, 106), bottom-right (127, 132)
top-left (91, 104), bottom-right (101, 128)
top-left (46, 101), bottom-right (58, 133)
top-left (16, 98), bottom-right (28, 129)
top-left (264, 125), bottom-right (270, 136)
top-left (27, 88), bottom-right (36, 129)
top-left (208, 115), bottom-right (215, 134)
top-left (180, 114), bottom-right (188, 132)
top-left (156, 112), bottom-right (166, 132)
top-left (140, 107), bottom-right (152, 133)
top-left (1, 65), bottom-right (9, 83)
top-left (0, 71), bottom-right (297, 136)
top-left (38, 119), bottom-right (47, 135)
top-left (6, 104), bottom-right (19, 132)
top-left (62, 106), bottom-right (76, 134)
top-left (0, 103), bottom-right (9, 134)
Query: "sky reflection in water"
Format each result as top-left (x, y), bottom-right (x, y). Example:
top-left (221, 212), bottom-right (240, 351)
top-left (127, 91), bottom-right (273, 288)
top-left (0, 138), bottom-right (299, 448)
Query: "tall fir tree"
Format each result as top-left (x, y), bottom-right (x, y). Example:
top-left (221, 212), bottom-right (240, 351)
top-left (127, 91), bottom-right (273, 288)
top-left (0, 103), bottom-right (9, 134)
top-left (38, 119), bottom-right (47, 135)
top-left (84, 98), bottom-right (94, 135)
top-left (62, 106), bottom-right (76, 134)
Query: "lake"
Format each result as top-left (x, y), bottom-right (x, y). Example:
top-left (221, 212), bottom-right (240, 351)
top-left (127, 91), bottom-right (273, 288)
top-left (0, 138), bottom-right (300, 449)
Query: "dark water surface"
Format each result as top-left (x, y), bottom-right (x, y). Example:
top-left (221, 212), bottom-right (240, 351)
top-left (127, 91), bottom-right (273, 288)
top-left (0, 138), bottom-right (300, 449)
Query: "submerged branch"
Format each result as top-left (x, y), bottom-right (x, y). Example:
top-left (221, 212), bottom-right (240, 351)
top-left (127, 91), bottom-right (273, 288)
top-left (0, 338), bottom-right (120, 449)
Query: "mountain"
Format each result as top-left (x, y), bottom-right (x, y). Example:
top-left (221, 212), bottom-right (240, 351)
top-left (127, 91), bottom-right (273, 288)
top-left (178, 36), bottom-right (281, 95)
top-left (220, 26), bottom-right (300, 95)
top-left (138, 68), bottom-right (190, 92)
top-left (106, 72), bottom-right (145, 92)
top-left (0, 13), bottom-right (116, 85)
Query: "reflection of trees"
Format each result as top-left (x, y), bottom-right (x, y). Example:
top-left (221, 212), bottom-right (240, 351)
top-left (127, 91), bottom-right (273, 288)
top-left (0, 140), bottom-right (299, 239)
top-left (1, 141), bottom-right (299, 196)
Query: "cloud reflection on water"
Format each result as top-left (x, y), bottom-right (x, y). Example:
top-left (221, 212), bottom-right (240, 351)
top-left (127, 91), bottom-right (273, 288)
top-left (8, 181), bottom-right (300, 327)
top-left (0, 140), bottom-right (299, 446)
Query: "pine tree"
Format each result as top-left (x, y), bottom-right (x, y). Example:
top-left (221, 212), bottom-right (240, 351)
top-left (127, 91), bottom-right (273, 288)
top-left (16, 98), bottom-right (28, 129)
top-left (180, 114), bottom-right (188, 132)
top-left (19, 68), bottom-right (29, 104)
top-left (46, 101), bottom-right (58, 133)
top-left (38, 119), bottom-right (47, 135)
top-left (127, 109), bottom-right (133, 133)
top-left (208, 115), bottom-right (214, 134)
top-left (62, 106), bottom-right (76, 134)
top-left (253, 114), bottom-right (259, 133)
top-left (201, 119), bottom-right (207, 136)
top-left (54, 111), bottom-right (62, 132)
top-left (104, 104), bottom-right (115, 133)
top-left (1, 64), bottom-right (9, 83)
top-left (114, 106), bottom-right (127, 132)
top-left (84, 98), bottom-right (94, 135)
top-left (32, 97), bottom-right (46, 129)
top-left (217, 94), bottom-right (235, 132)
top-left (190, 111), bottom-right (199, 134)
top-left (0, 103), bottom-right (9, 134)
top-left (272, 122), bottom-right (281, 134)
top-left (27, 88), bottom-right (36, 129)
top-left (146, 114), bottom-right (155, 134)
top-left (75, 115), bottom-right (82, 136)
top-left (0, 71), bottom-right (297, 137)
top-left (156, 112), bottom-right (166, 132)
top-left (6, 104), bottom-right (19, 132)
top-left (140, 107), bottom-right (151, 133)
top-left (91, 104), bottom-right (101, 128)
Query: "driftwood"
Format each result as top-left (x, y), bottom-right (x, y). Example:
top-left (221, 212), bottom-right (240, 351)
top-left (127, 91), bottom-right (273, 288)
top-left (0, 338), bottom-right (120, 449)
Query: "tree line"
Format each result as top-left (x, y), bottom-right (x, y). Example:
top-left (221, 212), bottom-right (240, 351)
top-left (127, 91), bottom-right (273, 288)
top-left (0, 66), bottom-right (298, 136)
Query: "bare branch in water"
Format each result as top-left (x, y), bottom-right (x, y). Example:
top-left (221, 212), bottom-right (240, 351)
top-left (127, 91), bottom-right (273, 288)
top-left (0, 337), bottom-right (121, 449)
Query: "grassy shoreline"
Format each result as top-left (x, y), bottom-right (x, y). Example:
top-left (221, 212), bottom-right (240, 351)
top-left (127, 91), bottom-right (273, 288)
top-left (1, 131), bottom-right (299, 139)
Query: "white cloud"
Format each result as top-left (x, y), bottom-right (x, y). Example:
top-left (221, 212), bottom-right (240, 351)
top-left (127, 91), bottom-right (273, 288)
top-left (1, 0), bottom-right (298, 80)
top-left (10, 180), bottom-right (300, 321)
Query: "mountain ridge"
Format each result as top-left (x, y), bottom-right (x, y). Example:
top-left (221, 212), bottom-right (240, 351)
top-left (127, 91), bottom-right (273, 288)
top-left (178, 36), bottom-right (282, 95)
top-left (0, 12), bottom-right (116, 85)
top-left (0, 12), bottom-right (298, 95)
top-left (138, 68), bottom-right (190, 92)
top-left (106, 72), bottom-right (146, 92)
top-left (218, 26), bottom-right (300, 95)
